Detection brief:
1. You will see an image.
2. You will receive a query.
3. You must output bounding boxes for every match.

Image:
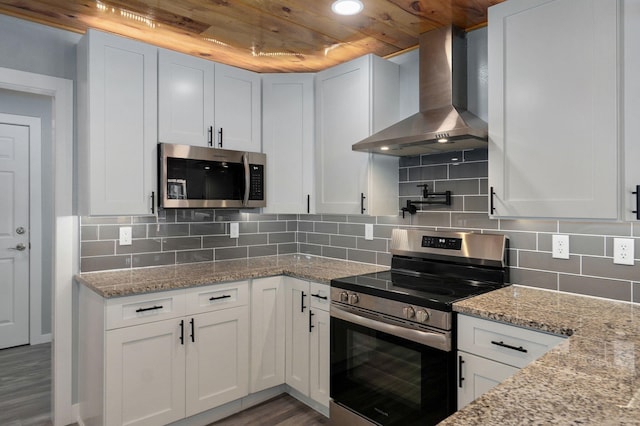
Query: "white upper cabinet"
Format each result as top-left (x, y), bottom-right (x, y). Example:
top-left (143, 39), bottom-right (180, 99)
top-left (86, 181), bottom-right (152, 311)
top-left (624, 0), bottom-right (640, 221)
top-left (315, 54), bottom-right (399, 215)
top-left (215, 63), bottom-right (262, 152)
top-left (77, 29), bottom-right (158, 216)
top-left (262, 73), bottom-right (315, 214)
top-left (158, 51), bottom-right (261, 152)
top-left (158, 48), bottom-right (215, 146)
top-left (488, 0), bottom-right (619, 219)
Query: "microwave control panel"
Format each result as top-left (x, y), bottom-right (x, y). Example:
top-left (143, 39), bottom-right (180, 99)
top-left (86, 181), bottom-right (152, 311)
top-left (249, 164), bottom-right (264, 200)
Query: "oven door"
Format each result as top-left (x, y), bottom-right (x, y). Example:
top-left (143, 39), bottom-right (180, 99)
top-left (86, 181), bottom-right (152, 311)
top-left (330, 305), bottom-right (455, 426)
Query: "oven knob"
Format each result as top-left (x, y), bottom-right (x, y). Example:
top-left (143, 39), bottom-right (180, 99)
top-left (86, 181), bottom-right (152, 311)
top-left (402, 306), bottom-right (415, 319)
top-left (348, 293), bottom-right (359, 305)
top-left (416, 309), bottom-right (430, 323)
top-left (339, 291), bottom-right (349, 303)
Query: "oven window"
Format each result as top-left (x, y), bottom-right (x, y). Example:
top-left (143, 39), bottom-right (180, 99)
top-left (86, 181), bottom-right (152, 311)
top-left (350, 330), bottom-right (422, 408)
top-left (331, 316), bottom-right (453, 425)
top-left (167, 157), bottom-right (244, 201)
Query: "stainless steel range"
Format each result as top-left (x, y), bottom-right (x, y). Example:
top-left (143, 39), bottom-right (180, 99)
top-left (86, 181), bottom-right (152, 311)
top-left (329, 229), bottom-right (509, 426)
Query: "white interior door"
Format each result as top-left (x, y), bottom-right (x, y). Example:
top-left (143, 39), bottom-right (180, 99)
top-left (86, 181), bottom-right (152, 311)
top-left (0, 122), bottom-right (30, 349)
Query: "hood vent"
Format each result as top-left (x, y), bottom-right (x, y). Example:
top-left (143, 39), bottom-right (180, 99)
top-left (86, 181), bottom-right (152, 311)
top-left (352, 26), bottom-right (488, 157)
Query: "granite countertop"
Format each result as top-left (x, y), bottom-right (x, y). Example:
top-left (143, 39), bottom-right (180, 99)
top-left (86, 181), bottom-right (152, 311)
top-left (443, 285), bottom-right (640, 425)
top-left (75, 254), bottom-right (388, 298)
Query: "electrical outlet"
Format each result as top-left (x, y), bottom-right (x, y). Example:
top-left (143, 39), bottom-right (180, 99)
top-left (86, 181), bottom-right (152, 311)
top-left (613, 238), bottom-right (635, 265)
top-left (119, 226), bottom-right (132, 246)
top-left (230, 222), bottom-right (239, 238)
top-left (365, 224), bottom-right (374, 240)
top-left (551, 234), bottom-right (569, 259)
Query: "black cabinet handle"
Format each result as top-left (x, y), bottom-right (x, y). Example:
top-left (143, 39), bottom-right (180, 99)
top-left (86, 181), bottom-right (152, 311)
top-left (190, 318), bottom-right (195, 343)
top-left (360, 193), bottom-right (366, 214)
top-left (208, 126), bottom-right (213, 147)
top-left (209, 294), bottom-right (231, 301)
top-left (491, 340), bottom-right (528, 353)
top-left (150, 191), bottom-right (155, 214)
top-left (301, 291), bottom-right (306, 313)
top-left (135, 305), bottom-right (163, 313)
top-left (490, 186), bottom-right (495, 215)
top-left (179, 319), bottom-right (184, 345)
top-left (458, 355), bottom-right (465, 388)
top-left (632, 185), bottom-right (639, 220)
top-left (311, 293), bottom-right (328, 300)
top-left (309, 310), bottom-right (315, 333)
top-left (307, 194), bottom-right (310, 214)
top-left (218, 127), bottom-right (223, 148)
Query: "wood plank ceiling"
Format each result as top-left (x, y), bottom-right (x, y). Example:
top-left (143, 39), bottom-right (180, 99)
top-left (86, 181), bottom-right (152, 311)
top-left (0, 0), bottom-right (504, 72)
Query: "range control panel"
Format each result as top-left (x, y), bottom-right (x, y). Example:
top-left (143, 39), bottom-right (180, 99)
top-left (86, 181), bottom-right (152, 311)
top-left (422, 236), bottom-right (462, 250)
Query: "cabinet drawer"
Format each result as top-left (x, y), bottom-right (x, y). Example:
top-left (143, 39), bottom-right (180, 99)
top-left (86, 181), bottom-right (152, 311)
top-left (309, 282), bottom-right (330, 311)
top-left (185, 281), bottom-right (249, 314)
top-left (106, 290), bottom-right (186, 330)
top-left (457, 315), bottom-right (565, 369)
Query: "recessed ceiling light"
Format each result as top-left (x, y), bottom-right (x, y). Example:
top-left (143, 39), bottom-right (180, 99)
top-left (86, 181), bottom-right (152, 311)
top-left (331, 0), bottom-right (364, 16)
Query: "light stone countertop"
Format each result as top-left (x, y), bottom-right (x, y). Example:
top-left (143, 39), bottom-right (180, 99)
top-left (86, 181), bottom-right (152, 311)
top-left (75, 254), bottom-right (388, 298)
top-left (442, 285), bottom-right (640, 425)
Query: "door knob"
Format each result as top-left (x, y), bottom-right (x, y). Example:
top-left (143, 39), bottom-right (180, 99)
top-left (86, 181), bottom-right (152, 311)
top-left (9, 243), bottom-right (26, 251)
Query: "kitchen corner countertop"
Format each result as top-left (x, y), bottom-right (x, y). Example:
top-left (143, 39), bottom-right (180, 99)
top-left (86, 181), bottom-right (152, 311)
top-left (75, 254), bottom-right (388, 298)
top-left (442, 285), bottom-right (640, 425)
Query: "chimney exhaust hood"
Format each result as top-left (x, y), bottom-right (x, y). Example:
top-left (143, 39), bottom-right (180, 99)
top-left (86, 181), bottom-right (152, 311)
top-left (352, 26), bottom-right (488, 157)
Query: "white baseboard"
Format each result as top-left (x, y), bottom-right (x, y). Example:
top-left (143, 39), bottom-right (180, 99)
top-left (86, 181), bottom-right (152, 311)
top-left (31, 332), bottom-right (52, 345)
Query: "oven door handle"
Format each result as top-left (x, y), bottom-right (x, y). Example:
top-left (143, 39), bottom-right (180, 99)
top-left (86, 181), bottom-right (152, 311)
top-left (330, 305), bottom-right (451, 352)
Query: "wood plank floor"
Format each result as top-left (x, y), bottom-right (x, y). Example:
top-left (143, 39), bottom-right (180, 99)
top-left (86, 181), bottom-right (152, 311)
top-left (210, 394), bottom-right (329, 426)
top-left (0, 342), bottom-right (52, 426)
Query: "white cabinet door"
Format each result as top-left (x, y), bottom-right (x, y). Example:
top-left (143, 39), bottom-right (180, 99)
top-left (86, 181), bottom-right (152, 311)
top-left (250, 276), bottom-right (285, 393)
top-left (285, 277), bottom-right (310, 395)
top-left (262, 73), bottom-right (315, 214)
top-left (158, 49), bottom-right (214, 146)
top-left (77, 29), bottom-right (158, 216)
top-left (185, 307), bottom-right (249, 416)
top-left (105, 320), bottom-right (185, 426)
top-left (624, 0), bottom-right (640, 221)
top-left (309, 308), bottom-right (330, 408)
top-left (488, 0), bottom-right (619, 219)
top-left (457, 351), bottom-right (518, 410)
top-left (214, 63), bottom-right (261, 152)
top-left (315, 55), bottom-right (399, 215)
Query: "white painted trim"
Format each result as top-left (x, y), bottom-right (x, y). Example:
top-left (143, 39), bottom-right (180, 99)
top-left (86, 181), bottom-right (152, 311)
top-left (0, 113), bottom-right (45, 346)
top-left (0, 67), bottom-right (76, 426)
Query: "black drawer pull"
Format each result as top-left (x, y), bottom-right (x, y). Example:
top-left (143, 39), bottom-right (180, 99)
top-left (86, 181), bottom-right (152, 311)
top-left (301, 291), bottom-right (307, 312)
top-left (632, 185), bottom-right (639, 220)
top-left (491, 340), bottom-right (528, 353)
top-left (179, 319), bottom-right (184, 345)
top-left (209, 294), bottom-right (231, 301)
top-left (190, 318), bottom-right (195, 343)
top-left (311, 293), bottom-right (328, 300)
top-left (135, 305), bottom-right (163, 313)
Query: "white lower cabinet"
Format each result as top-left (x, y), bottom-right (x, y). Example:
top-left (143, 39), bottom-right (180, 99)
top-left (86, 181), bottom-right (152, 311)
top-left (79, 281), bottom-right (250, 426)
top-left (250, 276), bottom-right (286, 393)
top-left (284, 277), bottom-right (330, 409)
top-left (456, 314), bottom-right (565, 410)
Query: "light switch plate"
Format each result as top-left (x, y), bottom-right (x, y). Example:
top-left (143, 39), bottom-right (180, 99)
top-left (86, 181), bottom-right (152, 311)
top-left (551, 234), bottom-right (569, 259)
top-left (364, 224), bottom-right (374, 240)
top-left (230, 222), bottom-right (239, 238)
top-left (613, 238), bottom-right (635, 265)
top-left (119, 226), bottom-right (132, 246)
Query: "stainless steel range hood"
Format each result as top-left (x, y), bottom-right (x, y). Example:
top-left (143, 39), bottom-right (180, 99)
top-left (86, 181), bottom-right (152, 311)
top-left (352, 26), bottom-right (488, 157)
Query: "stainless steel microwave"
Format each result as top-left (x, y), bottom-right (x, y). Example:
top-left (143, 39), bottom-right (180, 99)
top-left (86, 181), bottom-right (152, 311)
top-left (159, 143), bottom-right (266, 209)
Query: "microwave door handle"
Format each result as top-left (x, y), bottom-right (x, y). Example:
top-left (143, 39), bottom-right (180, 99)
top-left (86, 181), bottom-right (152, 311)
top-left (242, 153), bottom-right (250, 207)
